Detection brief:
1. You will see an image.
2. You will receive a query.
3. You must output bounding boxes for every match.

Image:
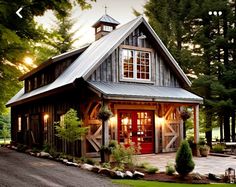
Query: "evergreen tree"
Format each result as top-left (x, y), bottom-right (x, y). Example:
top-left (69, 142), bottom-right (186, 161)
top-left (0, 0), bottom-right (94, 114)
top-left (143, 0), bottom-right (236, 144)
top-left (175, 140), bottom-right (195, 177)
top-left (55, 109), bottom-right (88, 159)
top-left (44, 10), bottom-right (78, 54)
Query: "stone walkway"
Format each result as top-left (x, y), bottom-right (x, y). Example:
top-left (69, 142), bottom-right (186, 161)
top-left (135, 153), bottom-right (236, 175)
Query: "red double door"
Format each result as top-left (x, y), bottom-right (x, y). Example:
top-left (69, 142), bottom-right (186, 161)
top-left (118, 110), bottom-right (154, 154)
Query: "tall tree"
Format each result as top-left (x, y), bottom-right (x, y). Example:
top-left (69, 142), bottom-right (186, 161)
top-left (143, 0), bottom-right (236, 144)
top-left (0, 0), bottom-right (95, 114)
top-left (44, 10), bottom-right (78, 54)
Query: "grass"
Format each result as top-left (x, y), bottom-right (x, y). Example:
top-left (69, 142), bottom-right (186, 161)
top-left (0, 138), bottom-right (11, 145)
top-left (112, 180), bottom-right (234, 187)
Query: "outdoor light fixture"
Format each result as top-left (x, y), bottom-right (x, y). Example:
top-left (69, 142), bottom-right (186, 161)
top-left (157, 117), bottom-right (165, 126)
top-left (225, 167), bottom-right (235, 183)
top-left (44, 114), bottom-right (49, 123)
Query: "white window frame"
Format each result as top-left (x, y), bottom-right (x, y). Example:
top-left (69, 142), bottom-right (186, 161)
top-left (121, 48), bottom-right (152, 82)
top-left (103, 25), bottom-right (113, 32)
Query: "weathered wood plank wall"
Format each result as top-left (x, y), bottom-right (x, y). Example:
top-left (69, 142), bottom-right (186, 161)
top-left (88, 27), bottom-right (180, 87)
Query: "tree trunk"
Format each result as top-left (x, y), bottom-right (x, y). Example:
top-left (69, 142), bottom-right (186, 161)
top-left (224, 113), bottom-right (230, 142)
top-left (205, 108), bottom-right (212, 147)
top-left (231, 111), bottom-right (235, 142)
top-left (219, 115), bottom-right (223, 142)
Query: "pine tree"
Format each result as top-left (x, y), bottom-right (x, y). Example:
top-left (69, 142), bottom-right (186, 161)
top-left (175, 140), bottom-right (195, 177)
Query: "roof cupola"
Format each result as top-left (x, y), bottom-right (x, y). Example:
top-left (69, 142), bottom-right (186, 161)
top-left (92, 14), bottom-right (120, 40)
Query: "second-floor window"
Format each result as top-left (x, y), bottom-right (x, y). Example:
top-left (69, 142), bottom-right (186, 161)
top-left (122, 49), bottom-right (151, 81)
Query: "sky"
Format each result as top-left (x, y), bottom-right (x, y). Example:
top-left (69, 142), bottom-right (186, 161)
top-left (35, 0), bottom-right (147, 47)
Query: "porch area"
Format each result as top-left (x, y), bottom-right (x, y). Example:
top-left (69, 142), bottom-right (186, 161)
top-left (135, 153), bottom-right (236, 175)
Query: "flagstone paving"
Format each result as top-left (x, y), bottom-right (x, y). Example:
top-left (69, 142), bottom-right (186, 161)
top-left (135, 153), bottom-right (236, 175)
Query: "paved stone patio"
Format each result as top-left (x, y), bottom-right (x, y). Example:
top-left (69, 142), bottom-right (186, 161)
top-left (135, 153), bottom-right (236, 175)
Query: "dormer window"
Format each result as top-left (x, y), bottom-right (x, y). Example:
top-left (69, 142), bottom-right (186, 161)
top-left (121, 48), bottom-right (151, 82)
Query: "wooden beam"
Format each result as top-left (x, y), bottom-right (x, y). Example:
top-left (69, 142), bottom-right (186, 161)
top-left (193, 105), bottom-right (199, 143)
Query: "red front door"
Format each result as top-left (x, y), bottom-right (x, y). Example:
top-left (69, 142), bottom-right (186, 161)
top-left (118, 110), bottom-right (154, 154)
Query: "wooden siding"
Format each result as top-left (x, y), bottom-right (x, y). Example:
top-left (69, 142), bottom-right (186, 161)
top-left (11, 86), bottom-right (98, 156)
top-left (88, 27), bottom-right (180, 87)
top-left (24, 56), bottom-right (78, 93)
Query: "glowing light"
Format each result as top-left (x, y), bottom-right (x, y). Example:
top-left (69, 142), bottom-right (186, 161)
top-left (157, 117), bottom-right (165, 126)
top-left (24, 57), bottom-right (33, 65)
top-left (44, 114), bottom-right (49, 123)
top-left (122, 117), bottom-right (129, 125)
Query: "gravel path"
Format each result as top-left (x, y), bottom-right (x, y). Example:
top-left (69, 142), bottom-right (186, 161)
top-left (0, 147), bottom-right (119, 187)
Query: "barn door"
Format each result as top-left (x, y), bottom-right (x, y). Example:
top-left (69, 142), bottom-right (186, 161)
top-left (30, 114), bottom-right (43, 146)
top-left (162, 107), bottom-right (181, 152)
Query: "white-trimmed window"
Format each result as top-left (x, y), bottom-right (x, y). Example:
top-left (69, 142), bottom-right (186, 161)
top-left (18, 116), bottom-right (22, 131)
top-left (103, 25), bottom-right (113, 32)
top-left (122, 49), bottom-right (151, 81)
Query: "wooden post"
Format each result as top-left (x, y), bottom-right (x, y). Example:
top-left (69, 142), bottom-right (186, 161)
top-left (102, 120), bottom-right (109, 146)
top-left (193, 105), bottom-right (199, 143)
top-left (154, 111), bottom-right (159, 153)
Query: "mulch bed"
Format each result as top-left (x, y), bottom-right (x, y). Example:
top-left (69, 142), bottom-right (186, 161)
top-left (144, 172), bottom-right (210, 184)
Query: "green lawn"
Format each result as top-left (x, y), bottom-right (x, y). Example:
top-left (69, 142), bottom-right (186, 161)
top-left (0, 138), bottom-right (10, 144)
top-left (112, 180), bottom-right (235, 187)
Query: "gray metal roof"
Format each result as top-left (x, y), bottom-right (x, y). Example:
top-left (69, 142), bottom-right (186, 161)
top-left (92, 14), bottom-right (120, 27)
top-left (7, 16), bottom-right (193, 106)
top-left (88, 81), bottom-right (203, 104)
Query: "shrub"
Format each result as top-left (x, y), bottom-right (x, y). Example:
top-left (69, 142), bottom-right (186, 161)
top-left (17, 144), bottom-right (27, 152)
top-left (101, 162), bottom-right (111, 169)
top-left (166, 162), bottom-right (175, 175)
top-left (85, 158), bottom-right (96, 165)
top-left (212, 144), bottom-right (225, 153)
top-left (138, 162), bottom-right (150, 169)
top-left (175, 140), bottom-right (195, 177)
top-left (145, 166), bottom-right (158, 174)
top-left (111, 143), bottom-right (138, 167)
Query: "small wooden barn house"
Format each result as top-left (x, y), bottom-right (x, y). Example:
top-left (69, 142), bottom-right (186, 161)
top-left (7, 15), bottom-right (203, 156)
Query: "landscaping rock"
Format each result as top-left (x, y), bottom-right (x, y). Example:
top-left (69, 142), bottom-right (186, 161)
top-left (81, 163), bottom-right (93, 171)
top-left (115, 171), bottom-right (125, 178)
top-left (11, 146), bottom-right (17, 150)
top-left (133, 171), bottom-right (145, 179)
top-left (36, 153), bottom-right (40, 157)
top-left (29, 152), bottom-right (35, 156)
top-left (192, 173), bottom-right (202, 180)
top-left (72, 163), bottom-right (79, 167)
top-left (109, 170), bottom-right (117, 178)
top-left (63, 159), bottom-right (69, 164)
top-left (125, 171), bottom-right (133, 178)
top-left (208, 173), bottom-right (222, 181)
top-left (40, 151), bottom-right (51, 158)
top-left (66, 161), bottom-right (74, 166)
top-left (91, 166), bottom-right (101, 173)
top-left (98, 168), bottom-right (111, 177)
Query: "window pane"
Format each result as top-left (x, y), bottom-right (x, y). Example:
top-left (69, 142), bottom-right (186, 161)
top-left (122, 49), bottom-right (134, 79)
top-left (136, 52), bottom-right (150, 80)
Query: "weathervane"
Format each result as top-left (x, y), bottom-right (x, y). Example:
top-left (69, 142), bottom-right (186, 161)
top-left (104, 5), bottom-right (107, 14)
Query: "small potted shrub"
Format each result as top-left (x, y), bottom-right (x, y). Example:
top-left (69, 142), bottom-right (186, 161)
top-left (199, 145), bottom-right (210, 157)
top-left (198, 138), bottom-right (210, 157)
